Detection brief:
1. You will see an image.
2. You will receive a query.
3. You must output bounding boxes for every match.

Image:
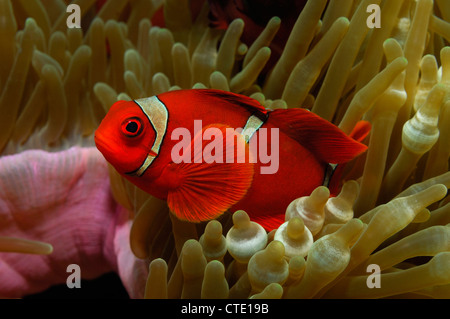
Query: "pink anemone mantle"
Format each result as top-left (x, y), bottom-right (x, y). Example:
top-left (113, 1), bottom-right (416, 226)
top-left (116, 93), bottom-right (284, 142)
top-left (0, 147), bottom-right (148, 298)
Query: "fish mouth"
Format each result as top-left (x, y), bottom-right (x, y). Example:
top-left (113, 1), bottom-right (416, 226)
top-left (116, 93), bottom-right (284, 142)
top-left (94, 131), bottom-right (143, 176)
top-left (94, 132), bottom-right (111, 157)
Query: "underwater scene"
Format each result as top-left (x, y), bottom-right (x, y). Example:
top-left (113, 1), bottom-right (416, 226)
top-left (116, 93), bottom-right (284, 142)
top-left (0, 0), bottom-right (449, 301)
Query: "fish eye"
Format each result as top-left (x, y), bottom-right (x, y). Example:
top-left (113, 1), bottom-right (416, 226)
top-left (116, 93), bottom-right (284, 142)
top-left (121, 117), bottom-right (143, 137)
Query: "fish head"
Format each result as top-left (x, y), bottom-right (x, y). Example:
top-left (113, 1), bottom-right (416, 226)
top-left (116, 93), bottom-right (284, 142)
top-left (95, 100), bottom-right (157, 175)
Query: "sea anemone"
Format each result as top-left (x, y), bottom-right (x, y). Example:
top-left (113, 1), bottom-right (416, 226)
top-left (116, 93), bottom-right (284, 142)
top-left (0, 0), bottom-right (449, 299)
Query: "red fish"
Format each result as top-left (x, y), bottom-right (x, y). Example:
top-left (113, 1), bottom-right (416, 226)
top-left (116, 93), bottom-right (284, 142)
top-left (95, 89), bottom-right (368, 230)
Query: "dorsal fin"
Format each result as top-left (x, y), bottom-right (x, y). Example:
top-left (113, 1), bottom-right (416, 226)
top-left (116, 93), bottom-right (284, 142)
top-left (197, 89), bottom-right (268, 119)
top-left (269, 108), bottom-right (368, 164)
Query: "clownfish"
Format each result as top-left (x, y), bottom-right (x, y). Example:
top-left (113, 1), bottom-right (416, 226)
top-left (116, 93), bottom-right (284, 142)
top-left (95, 89), bottom-right (369, 230)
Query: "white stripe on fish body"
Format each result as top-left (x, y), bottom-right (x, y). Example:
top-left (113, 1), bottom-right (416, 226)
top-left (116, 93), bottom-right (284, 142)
top-left (127, 96), bottom-right (169, 177)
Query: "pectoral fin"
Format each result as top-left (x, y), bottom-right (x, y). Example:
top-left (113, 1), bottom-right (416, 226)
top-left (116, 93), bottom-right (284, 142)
top-left (164, 125), bottom-right (254, 222)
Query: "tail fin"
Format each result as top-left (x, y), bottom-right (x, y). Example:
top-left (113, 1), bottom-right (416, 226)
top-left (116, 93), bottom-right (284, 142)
top-left (269, 108), bottom-right (368, 164)
top-left (328, 121), bottom-right (371, 195)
